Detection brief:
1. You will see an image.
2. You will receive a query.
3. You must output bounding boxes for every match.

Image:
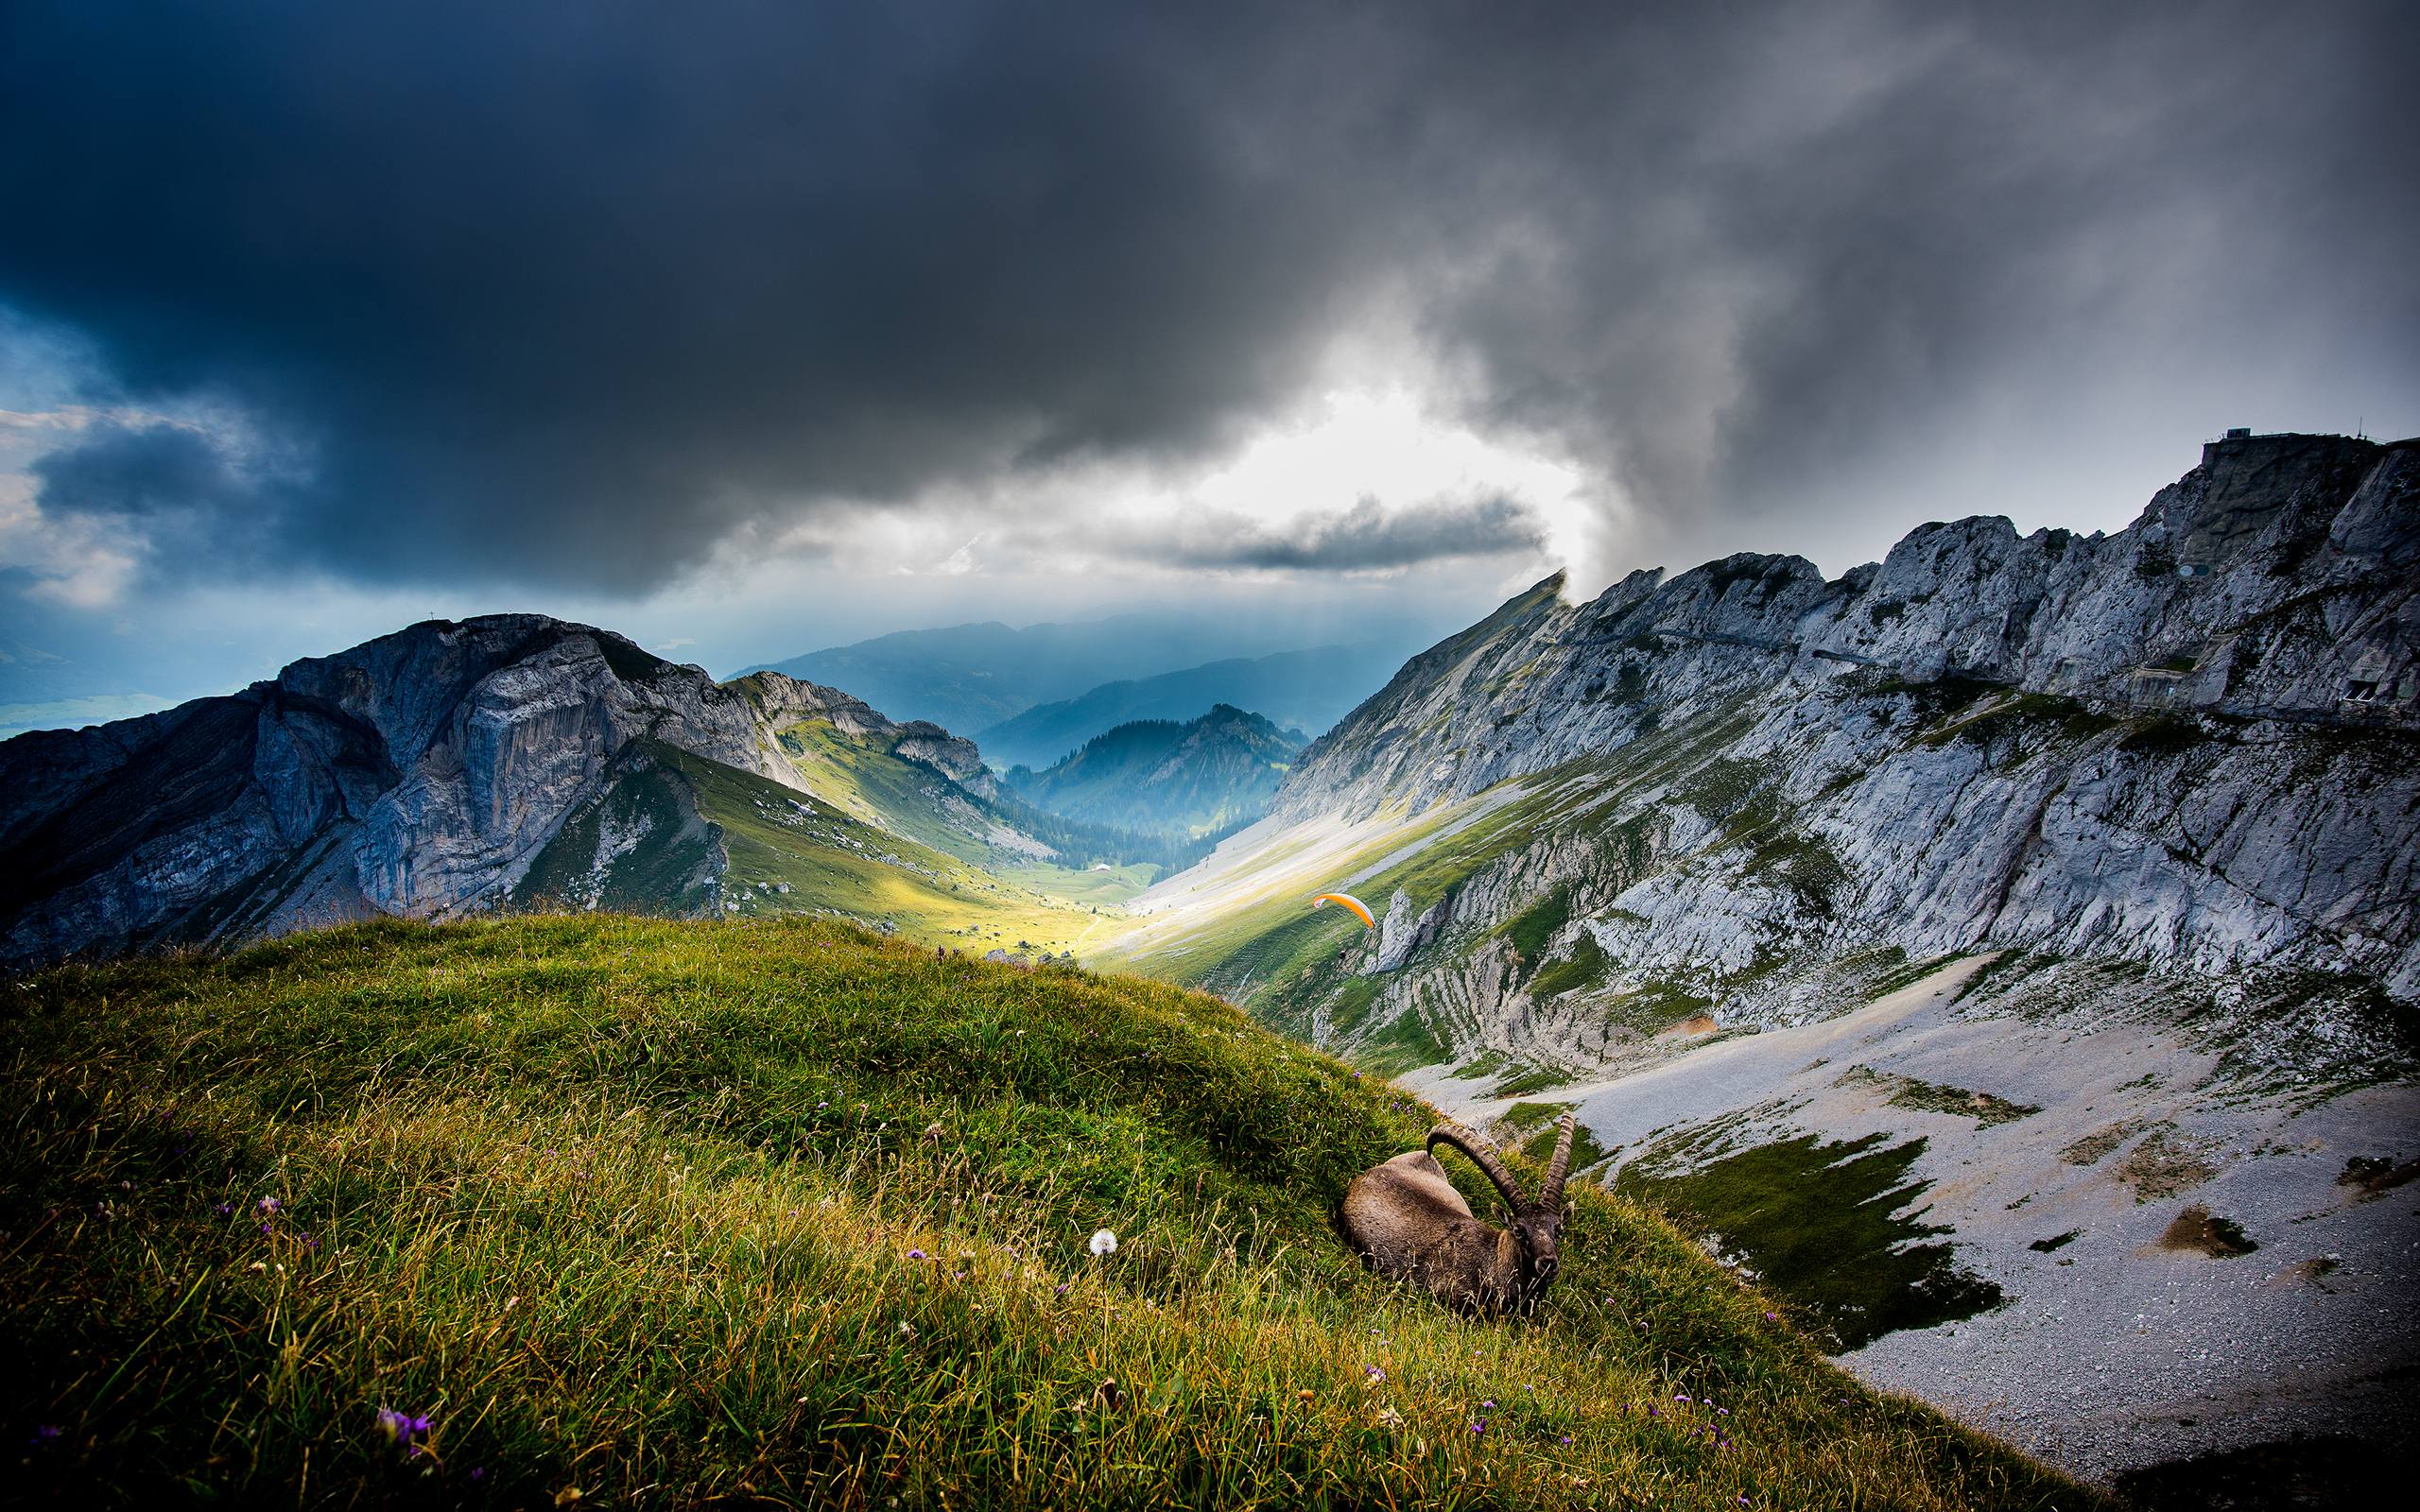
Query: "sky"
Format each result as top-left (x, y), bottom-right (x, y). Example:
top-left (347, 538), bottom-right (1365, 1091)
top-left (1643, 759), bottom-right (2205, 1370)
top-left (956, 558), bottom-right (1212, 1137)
top-left (2, 0), bottom-right (2414, 737)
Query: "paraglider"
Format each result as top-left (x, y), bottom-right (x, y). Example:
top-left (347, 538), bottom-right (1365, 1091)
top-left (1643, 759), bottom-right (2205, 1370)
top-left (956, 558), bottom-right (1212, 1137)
top-left (1311, 891), bottom-right (1377, 929)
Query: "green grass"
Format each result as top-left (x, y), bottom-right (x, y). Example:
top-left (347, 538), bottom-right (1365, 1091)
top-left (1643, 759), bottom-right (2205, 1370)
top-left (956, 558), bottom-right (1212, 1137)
top-left (1602, 979), bottom-right (1717, 1037)
top-left (1528, 936), bottom-right (1612, 1001)
top-left (509, 737), bottom-right (1143, 964)
top-left (0, 917), bottom-right (2098, 1507)
top-left (1490, 1064), bottom-right (1578, 1099)
top-left (1614, 1128), bottom-right (2006, 1352)
top-left (1500, 886), bottom-right (1575, 974)
top-left (1836, 1067), bottom-right (2041, 1127)
top-left (1324, 974), bottom-right (1384, 1037)
top-left (674, 743), bottom-right (1104, 955)
top-left (1356, 1003), bottom-right (1457, 1076)
top-left (1499, 1104), bottom-right (1613, 1174)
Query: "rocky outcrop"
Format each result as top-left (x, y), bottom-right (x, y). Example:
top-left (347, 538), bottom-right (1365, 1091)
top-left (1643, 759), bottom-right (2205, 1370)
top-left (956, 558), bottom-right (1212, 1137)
top-left (734, 672), bottom-right (997, 797)
top-left (0, 616), bottom-right (994, 968)
top-left (1368, 888), bottom-right (1449, 973)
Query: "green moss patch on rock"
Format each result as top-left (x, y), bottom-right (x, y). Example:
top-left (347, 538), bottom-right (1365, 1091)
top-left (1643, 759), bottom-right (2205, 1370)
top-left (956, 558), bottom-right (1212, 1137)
top-left (1836, 1065), bottom-right (2042, 1126)
top-left (1614, 1128), bottom-right (2005, 1351)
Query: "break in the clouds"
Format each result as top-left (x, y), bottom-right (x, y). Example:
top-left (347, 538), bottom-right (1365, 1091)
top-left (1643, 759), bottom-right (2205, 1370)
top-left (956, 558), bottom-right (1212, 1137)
top-left (1159, 495), bottom-right (1544, 574)
top-left (1, 0), bottom-right (2414, 609)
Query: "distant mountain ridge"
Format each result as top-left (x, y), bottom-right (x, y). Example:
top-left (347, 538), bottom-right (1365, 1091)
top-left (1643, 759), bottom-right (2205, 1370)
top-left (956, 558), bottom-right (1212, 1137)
top-left (736, 612), bottom-right (1317, 734)
top-left (0, 617), bottom-right (1133, 969)
top-left (972, 644), bottom-right (1397, 770)
top-left (1006, 705), bottom-right (1303, 839)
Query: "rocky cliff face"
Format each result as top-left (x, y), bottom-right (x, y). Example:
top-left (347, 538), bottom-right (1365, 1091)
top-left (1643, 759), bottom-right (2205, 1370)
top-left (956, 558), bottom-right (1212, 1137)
top-left (1250, 433), bottom-right (2418, 1020)
top-left (0, 617), bottom-right (996, 968)
top-left (1285, 432), bottom-right (2416, 825)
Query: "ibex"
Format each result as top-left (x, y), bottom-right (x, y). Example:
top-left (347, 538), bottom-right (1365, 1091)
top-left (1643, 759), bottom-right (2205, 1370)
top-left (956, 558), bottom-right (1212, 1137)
top-left (1340, 1114), bottom-right (1576, 1314)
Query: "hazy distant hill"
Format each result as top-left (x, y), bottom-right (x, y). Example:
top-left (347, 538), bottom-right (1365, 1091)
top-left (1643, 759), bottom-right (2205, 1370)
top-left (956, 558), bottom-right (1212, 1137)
top-left (972, 644), bottom-right (1395, 769)
top-left (1006, 705), bottom-right (1303, 838)
top-left (736, 614), bottom-right (1312, 734)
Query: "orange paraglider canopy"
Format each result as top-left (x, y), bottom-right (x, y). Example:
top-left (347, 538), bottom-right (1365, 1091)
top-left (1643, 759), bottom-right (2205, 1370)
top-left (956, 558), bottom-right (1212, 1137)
top-left (1310, 891), bottom-right (1377, 929)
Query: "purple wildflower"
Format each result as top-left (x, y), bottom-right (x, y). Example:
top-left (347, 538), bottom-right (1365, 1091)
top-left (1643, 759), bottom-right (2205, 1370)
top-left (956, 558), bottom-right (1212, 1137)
top-left (908, 1248), bottom-right (926, 1261)
top-left (1480, 1399), bottom-right (1495, 1408)
top-left (1469, 1418), bottom-right (1486, 1435)
top-left (31, 1425), bottom-right (60, 1447)
top-left (257, 1196), bottom-right (280, 1212)
top-left (214, 1203), bottom-right (233, 1215)
top-left (1559, 1435), bottom-right (1572, 1446)
top-left (471, 1468), bottom-right (486, 1482)
top-left (375, 1407), bottom-right (433, 1455)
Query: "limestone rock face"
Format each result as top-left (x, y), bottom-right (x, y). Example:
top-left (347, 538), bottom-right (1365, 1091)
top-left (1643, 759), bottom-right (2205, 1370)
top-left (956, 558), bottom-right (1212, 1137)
top-left (1369, 888), bottom-right (1451, 973)
top-left (0, 617), bottom-right (971, 968)
top-left (1283, 435), bottom-right (2416, 829)
top-left (1263, 435), bottom-right (2420, 1035)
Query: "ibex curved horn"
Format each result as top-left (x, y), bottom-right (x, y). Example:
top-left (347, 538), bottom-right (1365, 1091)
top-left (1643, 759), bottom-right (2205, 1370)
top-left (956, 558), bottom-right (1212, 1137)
top-left (1427, 1123), bottom-right (1529, 1211)
top-left (1345, 1117), bottom-right (1580, 1314)
top-left (1541, 1114), bottom-right (1577, 1211)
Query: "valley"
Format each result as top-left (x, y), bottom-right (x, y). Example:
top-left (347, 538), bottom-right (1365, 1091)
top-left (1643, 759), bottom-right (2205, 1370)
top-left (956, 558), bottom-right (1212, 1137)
top-left (7, 7), bottom-right (2408, 1503)
top-left (3, 429), bottom-right (2413, 1500)
top-left (1095, 431), bottom-right (2420, 1489)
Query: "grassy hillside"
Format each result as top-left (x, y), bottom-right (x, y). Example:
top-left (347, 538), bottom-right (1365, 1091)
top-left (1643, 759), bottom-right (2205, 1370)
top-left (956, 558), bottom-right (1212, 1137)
top-left (510, 740), bottom-right (1117, 959)
top-left (1, 917), bottom-right (2098, 1509)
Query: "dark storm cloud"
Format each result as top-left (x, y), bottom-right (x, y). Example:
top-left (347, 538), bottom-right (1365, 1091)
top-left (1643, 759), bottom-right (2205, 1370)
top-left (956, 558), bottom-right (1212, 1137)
top-left (34, 424), bottom-right (240, 521)
top-left (1158, 496), bottom-right (1544, 573)
top-left (1, 0), bottom-right (2412, 593)
top-left (30, 420), bottom-right (285, 573)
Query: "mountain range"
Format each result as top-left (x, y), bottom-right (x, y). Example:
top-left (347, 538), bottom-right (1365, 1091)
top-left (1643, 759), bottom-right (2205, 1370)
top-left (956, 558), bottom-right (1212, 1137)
top-left (0, 621), bottom-right (1166, 969)
top-left (1004, 704), bottom-right (1303, 838)
top-left (736, 610), bottom-right (1427, 739)
top-left (1101, 429), bottom-right (2420, 1482)
top-left (4, 428), bottom-right (2415, 1486)
top-left (973, 644), bottom-right (1397, 770)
